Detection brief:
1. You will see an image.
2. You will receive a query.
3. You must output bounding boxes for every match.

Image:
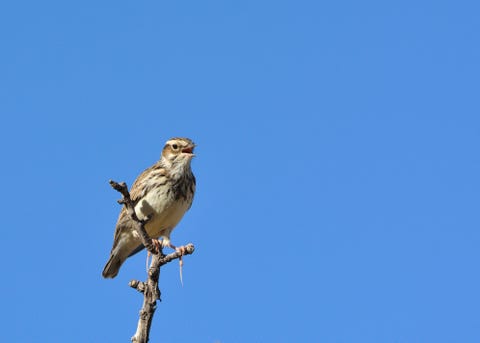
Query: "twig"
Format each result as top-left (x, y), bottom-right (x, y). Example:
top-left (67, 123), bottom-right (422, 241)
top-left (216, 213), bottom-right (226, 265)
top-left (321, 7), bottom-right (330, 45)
top-left (109, 179), bottom-right (195, 343)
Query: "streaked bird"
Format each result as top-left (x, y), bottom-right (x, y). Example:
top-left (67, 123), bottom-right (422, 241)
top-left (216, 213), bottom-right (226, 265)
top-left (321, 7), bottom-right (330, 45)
top-left (102, 137), bottom-right (196, 278)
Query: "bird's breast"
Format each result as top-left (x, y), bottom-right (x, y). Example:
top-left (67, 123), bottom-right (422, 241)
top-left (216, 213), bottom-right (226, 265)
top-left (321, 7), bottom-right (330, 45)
top-left (134, 186), bottom-right (191, 238)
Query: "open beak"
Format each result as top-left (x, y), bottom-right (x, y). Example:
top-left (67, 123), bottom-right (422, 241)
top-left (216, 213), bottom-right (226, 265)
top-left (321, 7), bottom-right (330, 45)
top-left (182, 145), bottom-right (196, 155)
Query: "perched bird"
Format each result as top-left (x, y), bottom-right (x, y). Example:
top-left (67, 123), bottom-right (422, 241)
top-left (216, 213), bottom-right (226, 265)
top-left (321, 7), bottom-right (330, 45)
top-left (102, 137), bottom-right (196, 278)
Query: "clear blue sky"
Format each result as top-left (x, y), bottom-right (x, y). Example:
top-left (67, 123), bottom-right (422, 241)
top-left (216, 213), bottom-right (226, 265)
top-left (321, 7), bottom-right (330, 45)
top-left (1, 1), bottom-right (479, 342)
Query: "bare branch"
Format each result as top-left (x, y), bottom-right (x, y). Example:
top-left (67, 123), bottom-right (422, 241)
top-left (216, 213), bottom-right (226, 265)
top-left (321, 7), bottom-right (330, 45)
top-left (130, 244), bottom-right (195, 342)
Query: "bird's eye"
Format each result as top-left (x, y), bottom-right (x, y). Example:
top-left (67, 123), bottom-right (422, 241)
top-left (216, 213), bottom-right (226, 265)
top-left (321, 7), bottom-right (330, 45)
top-left (172, 144), bottom-right (178, 150)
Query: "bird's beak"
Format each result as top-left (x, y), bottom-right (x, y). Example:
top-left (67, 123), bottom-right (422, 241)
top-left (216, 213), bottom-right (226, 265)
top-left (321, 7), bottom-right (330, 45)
top-left (182, 144), bottom-right (196, 156)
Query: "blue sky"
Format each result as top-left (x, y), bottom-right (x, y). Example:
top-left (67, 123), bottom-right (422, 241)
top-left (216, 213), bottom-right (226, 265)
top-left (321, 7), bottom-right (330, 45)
top-left (1, 0), bottom-right (479, 342)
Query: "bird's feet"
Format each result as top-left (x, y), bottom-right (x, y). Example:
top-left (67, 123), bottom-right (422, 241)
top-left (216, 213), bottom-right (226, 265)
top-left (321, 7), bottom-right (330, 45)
top-left (168, 243), bottom-right (187, 256)
top-left (146, 240), bottom-right (187, 285)
top-left (152, 238), bottom-right (162, 253)
top-left (146, 239), bottom-right (163, 271)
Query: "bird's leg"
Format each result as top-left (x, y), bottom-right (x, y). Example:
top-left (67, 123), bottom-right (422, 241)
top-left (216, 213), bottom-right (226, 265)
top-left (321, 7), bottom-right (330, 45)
top-left (146, 239), bottom-right (162, 271)
top-left (152, 238), bottom-right (162, 252)
top-left (168, 243), bottom-right (187, 286)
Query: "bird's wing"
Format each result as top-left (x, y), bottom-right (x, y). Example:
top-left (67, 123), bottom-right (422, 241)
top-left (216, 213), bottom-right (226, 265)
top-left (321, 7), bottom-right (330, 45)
top-left (188, 174), bottom-right (196, 209)
top-left (110, 162), bottom-right (166, 245)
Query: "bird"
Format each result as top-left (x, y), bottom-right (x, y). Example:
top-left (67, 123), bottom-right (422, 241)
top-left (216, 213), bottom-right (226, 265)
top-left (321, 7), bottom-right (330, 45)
top-left (102, 137), bottom-right (196, 279)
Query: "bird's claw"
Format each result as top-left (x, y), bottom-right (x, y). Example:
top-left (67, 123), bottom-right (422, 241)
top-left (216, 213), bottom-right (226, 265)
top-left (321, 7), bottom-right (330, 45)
top-left (147, 241), bottom-right (187, 285)
top-left (151, 238), bottom-right (162, 253)
top-left (176, 245), bottom-right (187, 256)
top-left (146, 239), bottom-right (163, 271)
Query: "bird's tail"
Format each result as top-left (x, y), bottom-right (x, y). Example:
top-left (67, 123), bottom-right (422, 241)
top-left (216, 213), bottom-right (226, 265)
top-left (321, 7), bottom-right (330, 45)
top-left (102, 254), bottom-right (124, 278)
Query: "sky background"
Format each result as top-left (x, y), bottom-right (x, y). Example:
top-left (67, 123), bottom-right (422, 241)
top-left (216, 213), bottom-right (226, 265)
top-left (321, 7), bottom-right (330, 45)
top-left (1, 0), bottom-right (479, 342)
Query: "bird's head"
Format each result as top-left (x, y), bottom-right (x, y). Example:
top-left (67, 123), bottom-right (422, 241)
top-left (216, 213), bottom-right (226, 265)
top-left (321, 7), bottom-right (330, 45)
top-left (161, 137), bottom-right (196, 168)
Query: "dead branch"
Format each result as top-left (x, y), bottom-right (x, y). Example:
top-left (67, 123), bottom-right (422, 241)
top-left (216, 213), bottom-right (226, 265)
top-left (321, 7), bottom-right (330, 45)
top-left (109, 179), bottom-right (195, 343)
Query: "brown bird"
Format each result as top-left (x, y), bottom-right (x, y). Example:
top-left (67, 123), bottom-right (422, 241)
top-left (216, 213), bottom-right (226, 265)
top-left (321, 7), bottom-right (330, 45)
top-left (102, 137), bottom-right (196, 278)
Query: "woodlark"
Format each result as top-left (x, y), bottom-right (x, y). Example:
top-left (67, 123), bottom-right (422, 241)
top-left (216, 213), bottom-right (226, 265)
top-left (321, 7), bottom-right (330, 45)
top-left (102, 137), bottom-right (196, 278)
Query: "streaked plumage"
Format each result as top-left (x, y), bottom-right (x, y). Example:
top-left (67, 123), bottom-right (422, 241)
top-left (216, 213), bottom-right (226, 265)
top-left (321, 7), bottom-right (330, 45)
top-left (102, 137), bottom-right (196, 278)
